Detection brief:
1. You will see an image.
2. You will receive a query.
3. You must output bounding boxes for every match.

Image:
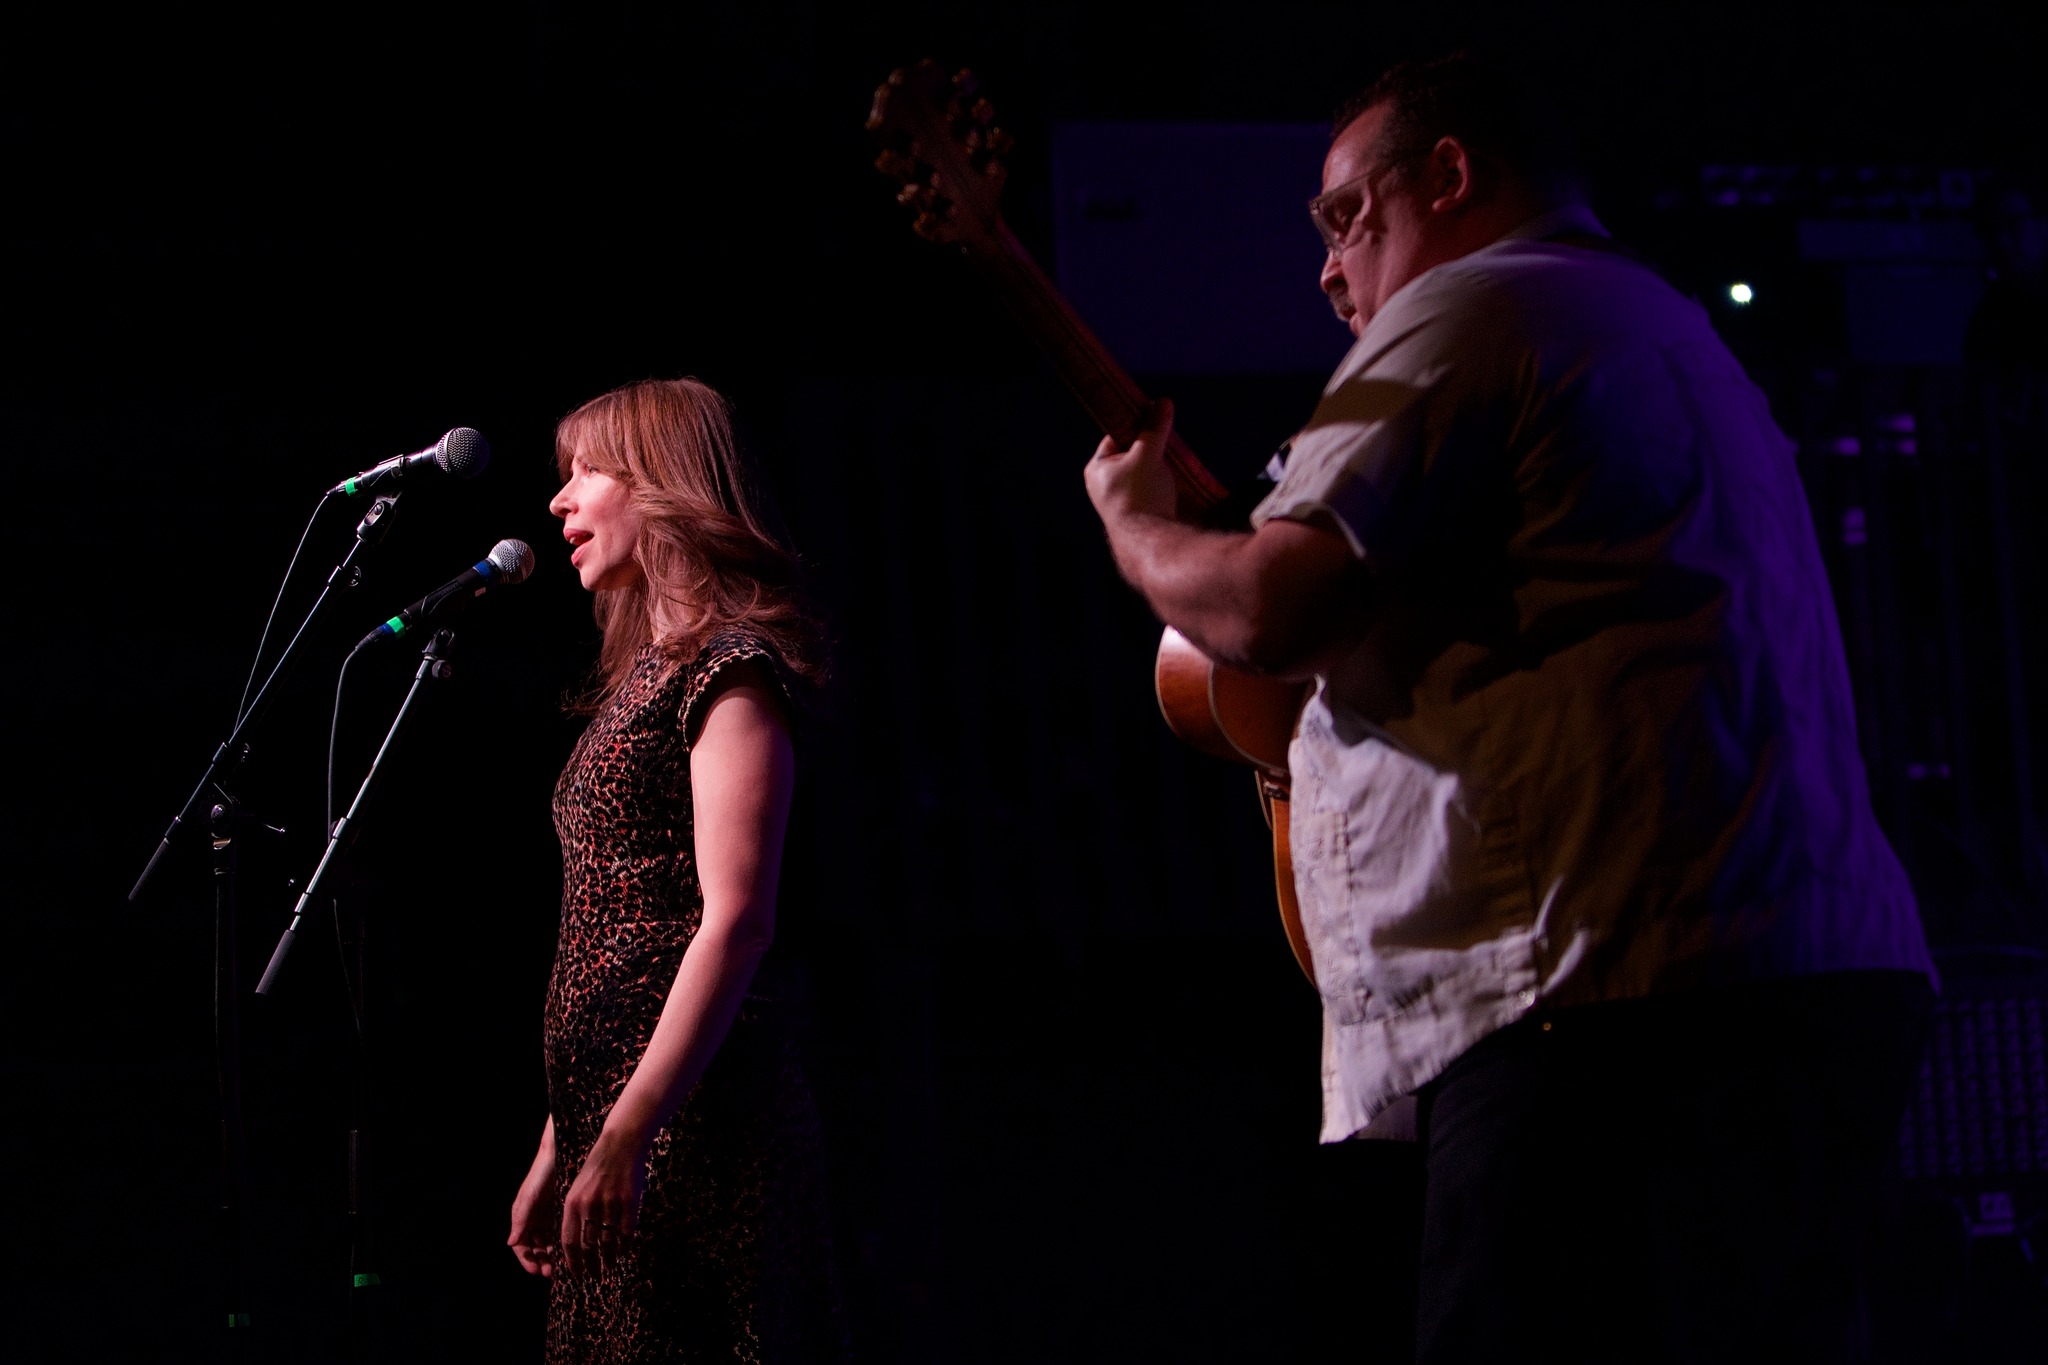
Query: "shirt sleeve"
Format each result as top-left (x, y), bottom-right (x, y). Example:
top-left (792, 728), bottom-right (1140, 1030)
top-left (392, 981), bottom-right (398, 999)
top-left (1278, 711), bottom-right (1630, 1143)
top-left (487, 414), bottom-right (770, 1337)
top-left (1252, 275), bottom-right (1509, 566)
top-left (678, 629), bottom-right (788, 747)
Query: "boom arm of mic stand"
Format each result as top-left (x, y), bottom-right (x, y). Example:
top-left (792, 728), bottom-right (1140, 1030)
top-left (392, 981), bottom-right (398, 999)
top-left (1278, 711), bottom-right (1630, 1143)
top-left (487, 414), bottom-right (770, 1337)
top-left (256, 629), bottom-right (456, 997)
top-left (130, 494), bottom-right (401, 903)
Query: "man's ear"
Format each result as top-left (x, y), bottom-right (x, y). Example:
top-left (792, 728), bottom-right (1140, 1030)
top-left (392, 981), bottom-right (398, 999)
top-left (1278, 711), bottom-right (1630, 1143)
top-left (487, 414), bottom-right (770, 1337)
top-left (1427, 136), bottom-right (1477, 213)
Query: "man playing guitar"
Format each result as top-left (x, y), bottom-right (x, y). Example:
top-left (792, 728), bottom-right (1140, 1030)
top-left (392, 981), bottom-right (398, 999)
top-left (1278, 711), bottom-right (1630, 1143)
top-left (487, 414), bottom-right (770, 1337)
top-left (1084, 52), bottom-right (1934, 1364)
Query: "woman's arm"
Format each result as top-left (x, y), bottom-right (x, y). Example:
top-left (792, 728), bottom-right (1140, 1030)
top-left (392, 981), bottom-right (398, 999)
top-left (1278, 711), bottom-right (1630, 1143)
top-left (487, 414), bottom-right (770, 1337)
top-left (558, 671), bottom-right (794, 1274)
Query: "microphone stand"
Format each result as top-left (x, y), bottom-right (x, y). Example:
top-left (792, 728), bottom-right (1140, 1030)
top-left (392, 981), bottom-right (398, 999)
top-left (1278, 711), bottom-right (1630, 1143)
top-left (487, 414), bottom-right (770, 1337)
top-left (337, 874), bottom-right (385, 1361)
top-left (210, 796), bottom-right (255, 1354)
top-left (128, 493), bottom-right (399, 1350)
top-left (130, 495), bottom-right (402, 904)
top-left (255, 628), bottom-right (457, 1362)
top-left (255, 628), bottom-right (457, 996)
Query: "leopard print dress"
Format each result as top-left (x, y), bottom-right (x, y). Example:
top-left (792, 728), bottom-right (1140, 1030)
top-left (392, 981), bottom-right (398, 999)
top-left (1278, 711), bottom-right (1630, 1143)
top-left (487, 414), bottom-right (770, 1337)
top-left (543, 630), bottom-right (846, 1363)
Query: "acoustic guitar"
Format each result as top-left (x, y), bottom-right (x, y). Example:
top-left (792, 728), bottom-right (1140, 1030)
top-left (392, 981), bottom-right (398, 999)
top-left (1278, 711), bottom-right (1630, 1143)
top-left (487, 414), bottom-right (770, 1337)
top-left (868, 61), bottom-right (1316, 982)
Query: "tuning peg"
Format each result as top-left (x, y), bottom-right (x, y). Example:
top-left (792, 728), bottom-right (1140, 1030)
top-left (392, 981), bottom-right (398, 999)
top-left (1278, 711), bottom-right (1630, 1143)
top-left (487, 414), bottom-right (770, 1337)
top-left (913, 210), bottom-right (951, 240)
top-left (865, 82), bottom-right (895, 132)
top-left (988, 128), bottom-right (1015, 157)
top-left (874, 148), bottom-right (919, 180)
top-left (971, 98), bottom-right (995, 126)
top-left (952, 68), bottom-right (979, 97)
top-left (895, 183), bottom-right (929, 209)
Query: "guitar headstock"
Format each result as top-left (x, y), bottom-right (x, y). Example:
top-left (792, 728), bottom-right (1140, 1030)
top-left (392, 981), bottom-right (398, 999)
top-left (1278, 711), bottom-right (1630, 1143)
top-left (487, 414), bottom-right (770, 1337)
top-left (867, 60), bottom-right (1015, 250)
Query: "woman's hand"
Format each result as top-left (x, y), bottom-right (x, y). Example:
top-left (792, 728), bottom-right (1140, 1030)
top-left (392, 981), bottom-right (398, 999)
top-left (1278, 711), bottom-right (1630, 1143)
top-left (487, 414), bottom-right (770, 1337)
top-left (508, 1120), bottom-right (561, 1278)
top-left (559, 1122), bottom-right (652, 1277)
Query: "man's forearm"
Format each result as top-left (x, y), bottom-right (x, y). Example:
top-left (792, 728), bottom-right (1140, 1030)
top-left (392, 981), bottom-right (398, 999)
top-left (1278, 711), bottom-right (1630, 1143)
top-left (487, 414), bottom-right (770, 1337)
top-left (1106, 513), bottom-right (1273, 669)
top-left (1104, 511), bottom-right (1365, 679)
top-left (1084, 402), bottom-right (1365, 678)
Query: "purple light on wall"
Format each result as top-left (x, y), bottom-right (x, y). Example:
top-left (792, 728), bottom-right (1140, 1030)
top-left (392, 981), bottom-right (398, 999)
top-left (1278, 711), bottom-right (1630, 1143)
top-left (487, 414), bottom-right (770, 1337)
top-left (1798, 220), bottom-right (1986, 367)
top-left (1050, 122), bottom-right (1354, 375)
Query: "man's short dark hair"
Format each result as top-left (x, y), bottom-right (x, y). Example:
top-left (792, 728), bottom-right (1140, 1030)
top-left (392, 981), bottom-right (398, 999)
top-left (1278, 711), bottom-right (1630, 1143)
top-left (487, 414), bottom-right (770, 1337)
top-left (1335, 51), bottom-right (1579, 198)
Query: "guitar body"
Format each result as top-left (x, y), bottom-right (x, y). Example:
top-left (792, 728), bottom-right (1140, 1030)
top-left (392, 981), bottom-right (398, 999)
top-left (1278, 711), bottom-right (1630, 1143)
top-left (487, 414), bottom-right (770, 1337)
top-left (871, 61), bottom-right (1318, 984)
top-left (1153, 627), bottom-right (1307, 773)
top-left (1154, 630), bottom-right (1317, 982)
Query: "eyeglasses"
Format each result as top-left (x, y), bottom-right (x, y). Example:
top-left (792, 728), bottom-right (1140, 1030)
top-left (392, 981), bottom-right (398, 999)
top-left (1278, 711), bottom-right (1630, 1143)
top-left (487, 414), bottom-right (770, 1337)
top-left (1307, 159), bottom-right (1407, 253)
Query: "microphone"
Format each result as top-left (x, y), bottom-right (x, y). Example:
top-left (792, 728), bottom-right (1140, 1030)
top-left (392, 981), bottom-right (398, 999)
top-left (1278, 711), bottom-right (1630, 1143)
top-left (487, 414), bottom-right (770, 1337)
top-left (355, 539), bottom-right (535, 649)
top-left (330, 427), bottom-right (492, 497)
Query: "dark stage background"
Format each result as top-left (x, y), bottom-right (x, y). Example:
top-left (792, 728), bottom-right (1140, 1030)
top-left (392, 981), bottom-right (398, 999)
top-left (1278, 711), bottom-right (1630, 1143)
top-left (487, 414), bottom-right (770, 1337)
top-left (5, 3), bottom-right (2047, 1361)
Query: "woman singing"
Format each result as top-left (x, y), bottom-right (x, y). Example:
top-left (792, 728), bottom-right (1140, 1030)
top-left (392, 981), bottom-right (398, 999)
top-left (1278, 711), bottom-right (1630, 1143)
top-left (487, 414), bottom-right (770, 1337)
top-left (507, 378), bottom-right (844, 1362)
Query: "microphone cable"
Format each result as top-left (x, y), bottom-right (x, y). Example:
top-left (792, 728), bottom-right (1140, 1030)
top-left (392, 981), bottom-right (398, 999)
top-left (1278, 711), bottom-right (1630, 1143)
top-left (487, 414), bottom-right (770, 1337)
top-left (329, 639), bottom-right (371, 1050)
top-left (235, 492), bottom-right (337, 728)
top-left (326, 639), bottom-right (376, 1338)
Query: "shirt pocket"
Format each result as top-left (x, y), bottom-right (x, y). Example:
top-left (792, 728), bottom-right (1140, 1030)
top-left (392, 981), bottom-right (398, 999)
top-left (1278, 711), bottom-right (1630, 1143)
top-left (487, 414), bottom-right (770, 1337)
top-left (1289, 799), bottom-right (1370, 1022)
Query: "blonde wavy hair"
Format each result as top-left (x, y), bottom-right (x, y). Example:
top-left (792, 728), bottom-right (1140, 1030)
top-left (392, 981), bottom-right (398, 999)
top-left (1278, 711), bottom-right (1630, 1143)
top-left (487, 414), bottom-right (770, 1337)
top-left (555, 377), bottom-right (824, 709)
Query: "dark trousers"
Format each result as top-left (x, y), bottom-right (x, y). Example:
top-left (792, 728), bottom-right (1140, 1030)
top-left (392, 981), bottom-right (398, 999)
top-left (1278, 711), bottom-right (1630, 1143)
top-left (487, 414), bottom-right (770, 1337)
top-left (1413, 970), bottom-right (1931, 1364)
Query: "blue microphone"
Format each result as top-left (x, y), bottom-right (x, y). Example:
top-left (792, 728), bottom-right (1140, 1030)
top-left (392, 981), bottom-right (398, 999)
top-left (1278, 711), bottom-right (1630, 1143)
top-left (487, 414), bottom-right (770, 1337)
top-left (356, 539), bottom-right (535, 649)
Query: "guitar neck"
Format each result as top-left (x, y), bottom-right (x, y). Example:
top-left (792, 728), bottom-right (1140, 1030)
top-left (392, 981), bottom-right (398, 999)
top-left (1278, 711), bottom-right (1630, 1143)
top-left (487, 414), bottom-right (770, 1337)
top-left (961, 220), bottom-right (1229, 512)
